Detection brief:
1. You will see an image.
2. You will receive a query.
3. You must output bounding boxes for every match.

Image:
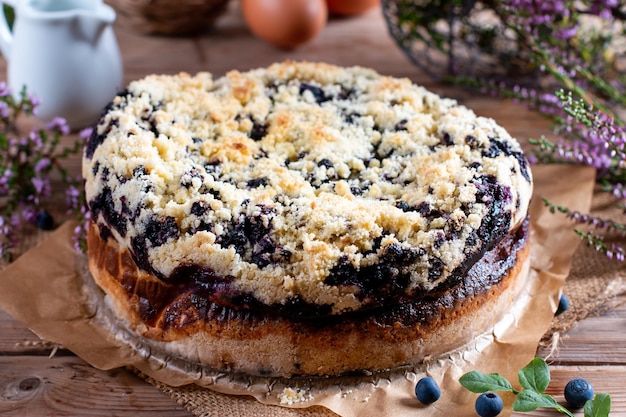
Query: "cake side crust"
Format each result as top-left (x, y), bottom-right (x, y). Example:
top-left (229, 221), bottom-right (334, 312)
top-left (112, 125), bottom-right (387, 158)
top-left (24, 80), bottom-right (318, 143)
top-left (87, 219), bottom-right (530, 377)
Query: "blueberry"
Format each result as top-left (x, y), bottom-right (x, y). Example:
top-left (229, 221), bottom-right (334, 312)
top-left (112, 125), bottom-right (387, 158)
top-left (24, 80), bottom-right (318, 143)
top-left (35, 210), bottom-right (54, 230)
top-left (556, 293), bottom-right (569, 316)
top-left (250, 121), bottom-right (267, 141)
top-left (475, 392), bottom-right (503, 417)
top-left (415, 376), bottom-right (440, 405)
top-left (564, 378), bottom-right (594, 408)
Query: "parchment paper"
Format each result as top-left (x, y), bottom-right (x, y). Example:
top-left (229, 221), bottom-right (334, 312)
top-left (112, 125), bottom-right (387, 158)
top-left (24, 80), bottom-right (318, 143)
top-left (0, 164), bottom-right (596, 417)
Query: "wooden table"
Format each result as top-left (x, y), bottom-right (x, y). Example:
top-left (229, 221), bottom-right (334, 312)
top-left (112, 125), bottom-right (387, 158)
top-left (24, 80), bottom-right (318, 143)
top-left (1, 2), bottom-right (625, 415)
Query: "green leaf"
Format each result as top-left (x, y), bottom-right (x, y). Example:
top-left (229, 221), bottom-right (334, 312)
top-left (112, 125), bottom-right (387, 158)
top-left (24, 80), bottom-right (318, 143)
top-left (518, 357), bottom-right (550, 393)
top-left (513, 390), bottom-right (559, 412)
top-left (584, 393), bottom-right (611, 417)
top-left (514, 390), bottom-right (577, 417)
top-left (459, 371), bottom-right (513, 393)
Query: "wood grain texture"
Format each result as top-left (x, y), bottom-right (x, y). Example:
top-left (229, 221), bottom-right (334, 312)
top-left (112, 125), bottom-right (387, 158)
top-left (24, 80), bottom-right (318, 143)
top-left (537, 305), bottom-right (626, 366)
top-left (0, 357), bottom-right (190, 416)
top-left (0, 1), bottom-right (623, 415)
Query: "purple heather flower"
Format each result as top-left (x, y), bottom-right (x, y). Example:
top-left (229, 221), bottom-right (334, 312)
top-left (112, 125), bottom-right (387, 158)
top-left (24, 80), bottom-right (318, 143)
top-left (555, 26), bottom-right (578, 40)
top-left (10, 212), bottom-right (20, 227)
top-left (73, 224), bottom-right (84, 252)
top-left (20, 206), bottom-right (36, 224)
top-left (31, 177), bottom-right (51, 198)
top-left (0, 101), bottom-right (9, 118)
top-left (65, 184), bottom-right (81, 212)
top-left (0, 82), bottom-right (10, 97)
top-left (46, 117), bottom-right (70, 135)
top-left (28, 130), bottom-right (43, 147)
top-left (34, 158), bottom-right (51, 174)
top-left (612, 184), bottom-right (626, 199)
top-left (0, 168), bottom-right (12, 195)
top-left (79, 127), bottom-right (93, 140)
top-left (28, 94), bottom-right (41, 114)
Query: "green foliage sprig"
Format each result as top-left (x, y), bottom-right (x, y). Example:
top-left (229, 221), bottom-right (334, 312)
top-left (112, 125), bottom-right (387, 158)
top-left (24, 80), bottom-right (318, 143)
top-left (460, 357), bottom-right (611, 417)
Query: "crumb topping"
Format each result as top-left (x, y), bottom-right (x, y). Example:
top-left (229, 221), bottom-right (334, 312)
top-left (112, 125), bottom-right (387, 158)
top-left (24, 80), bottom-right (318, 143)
top-left (83, 61), bottom-right (533, 315)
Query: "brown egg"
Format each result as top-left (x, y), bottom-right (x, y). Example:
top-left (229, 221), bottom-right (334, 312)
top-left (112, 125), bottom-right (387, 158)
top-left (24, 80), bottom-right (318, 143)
top-left (241, 0), bottom-right (328, 49)
top-left (326, 0), bottom-right (379, 16)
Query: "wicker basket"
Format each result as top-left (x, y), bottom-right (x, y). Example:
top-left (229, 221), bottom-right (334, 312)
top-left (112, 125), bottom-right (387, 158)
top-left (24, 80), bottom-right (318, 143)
top-left (106, 0), bottom-right (231, 36)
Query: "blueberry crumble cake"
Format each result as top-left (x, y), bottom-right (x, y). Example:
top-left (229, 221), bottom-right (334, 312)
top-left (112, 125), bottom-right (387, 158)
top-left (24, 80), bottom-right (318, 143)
top-left (83, 61), bottom-right (533, 377)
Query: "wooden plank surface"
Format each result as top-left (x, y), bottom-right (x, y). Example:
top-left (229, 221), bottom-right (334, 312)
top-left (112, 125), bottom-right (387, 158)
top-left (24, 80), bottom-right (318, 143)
top-left (0, 1), bottom-right (624, 416)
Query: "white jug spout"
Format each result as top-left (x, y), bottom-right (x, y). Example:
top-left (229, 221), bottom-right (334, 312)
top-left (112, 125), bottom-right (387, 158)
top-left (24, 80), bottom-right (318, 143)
top-left (74, 4), bottom-right (115, 44)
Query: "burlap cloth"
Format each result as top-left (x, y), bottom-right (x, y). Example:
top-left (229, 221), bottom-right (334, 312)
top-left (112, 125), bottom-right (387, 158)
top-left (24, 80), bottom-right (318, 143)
top-left (539, 190), bottom-right (626, 348)
top-left (1, 171), bottom-right (624, 417)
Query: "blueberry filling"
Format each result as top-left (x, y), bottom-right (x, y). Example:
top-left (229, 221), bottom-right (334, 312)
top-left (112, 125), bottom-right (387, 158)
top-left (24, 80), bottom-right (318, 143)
top-left (441, 132), bottom-right (454, 146)
top-left (180, 168), bottom-right (204, 188)
top-left (428, 257), bottom-right (445, 282)
top-left (394, 200), bottom-right (442, 222)
top-left (394, 119), bottom-right (408, 131)
top-left (128, 216), bottom-right (179, 280)
top-left (472, 175), bottom-right (513, 245)
top-left (191, 201), bottom-right (209, 217)
top-left (85, 90), bottom-right (130, 159)
top-left (89, 186), bottom-right (127, 237)
top-left (299, 82), bottom-right (331, 104)
top-left (394, 200), bottom-right (411, 212)
top-left (145, 216), bottom-right (180, 247)
top-left (317, 158), bottom-right (334, 169)
top-left (344, 112), bottom-right (361, 124)
top-left (132, 165), bottom-right (148, 177)
top-left (465, 134), bottom-right (480, 149)
top-left (324, 244), bottom-right (424, 304)
top-left (250, 121), bottom-right (268, 141)
top-left (110, 215), bottom-right (529, 324)
top-left (85, 117), bottom-right (119, 159)
top-left (483, 137), bottom-right (531, 181)
top-left (246, 177), bottom-right (269, 189)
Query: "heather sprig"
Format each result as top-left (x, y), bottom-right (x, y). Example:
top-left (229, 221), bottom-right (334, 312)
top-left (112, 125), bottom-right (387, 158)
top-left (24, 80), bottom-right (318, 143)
top-left (543, 197), bottom-right (626, 261)
top-left (384, 0), bottom-right (626, 261)
top-left (0, 83), bottom-right (84, 261)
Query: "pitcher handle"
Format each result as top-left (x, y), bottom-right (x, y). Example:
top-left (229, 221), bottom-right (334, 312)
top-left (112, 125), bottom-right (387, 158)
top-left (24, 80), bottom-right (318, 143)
top-left (0, 0), bottom-right (16, 60)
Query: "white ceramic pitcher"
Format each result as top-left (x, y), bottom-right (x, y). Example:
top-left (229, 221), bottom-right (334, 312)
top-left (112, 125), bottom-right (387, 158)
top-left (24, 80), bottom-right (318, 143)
top-left (0, 0), bottom-right (123, 128)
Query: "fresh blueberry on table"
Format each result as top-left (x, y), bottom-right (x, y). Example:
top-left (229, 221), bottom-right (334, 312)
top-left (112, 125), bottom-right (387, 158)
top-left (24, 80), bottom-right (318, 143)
top-left (564, 378), bottom-right (594, 408)
top-left (475, 391), bottom-right (503, 417)
top-left (35, 210), bottom-right (54, 230)
top-left (415, 376), bottom-right (440, 404)
top-left (556, 293), bottom-right (569, 315)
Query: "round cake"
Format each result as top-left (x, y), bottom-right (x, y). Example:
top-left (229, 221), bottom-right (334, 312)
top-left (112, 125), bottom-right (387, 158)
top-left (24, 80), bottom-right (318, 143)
top-left (82, 61), bottom-right (533, 377)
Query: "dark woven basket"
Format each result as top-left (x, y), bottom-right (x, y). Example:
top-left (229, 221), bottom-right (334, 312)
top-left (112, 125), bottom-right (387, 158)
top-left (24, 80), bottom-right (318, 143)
top-left (381, 0), bottom-right (535, 82)
top-left (106, 0), bottom-right (231, 36)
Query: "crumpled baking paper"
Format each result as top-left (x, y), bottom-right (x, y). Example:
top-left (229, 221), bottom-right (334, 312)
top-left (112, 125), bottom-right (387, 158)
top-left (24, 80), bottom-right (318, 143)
top-left (0, 164), bottom-right (596, 417)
